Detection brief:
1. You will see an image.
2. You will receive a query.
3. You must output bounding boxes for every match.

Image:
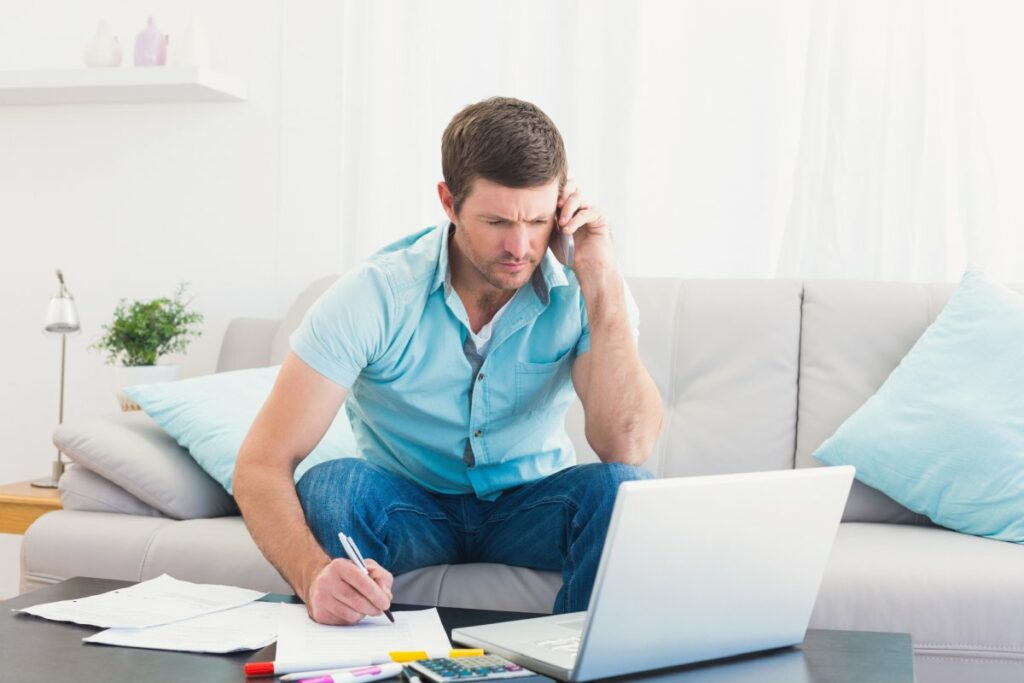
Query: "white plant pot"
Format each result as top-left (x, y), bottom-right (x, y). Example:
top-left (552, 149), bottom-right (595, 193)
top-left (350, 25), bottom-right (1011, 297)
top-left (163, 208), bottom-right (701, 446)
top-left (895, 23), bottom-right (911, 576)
top-left (114, 364), bottom-right (180, 411)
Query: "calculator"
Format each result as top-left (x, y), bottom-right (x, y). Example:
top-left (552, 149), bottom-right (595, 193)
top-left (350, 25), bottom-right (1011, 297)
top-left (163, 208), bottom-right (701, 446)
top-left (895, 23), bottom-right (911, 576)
top-left (405, 654), bottom-right (537, 683)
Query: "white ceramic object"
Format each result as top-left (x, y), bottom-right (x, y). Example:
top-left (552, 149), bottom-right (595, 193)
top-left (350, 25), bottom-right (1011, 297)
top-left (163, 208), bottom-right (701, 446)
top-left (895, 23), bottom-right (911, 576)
top-left (83, 20), bottom-right (122, 68)
top-left (114, 364), bottom-right (180, 411)
top-left (170, 16), bottom-right (211, 67)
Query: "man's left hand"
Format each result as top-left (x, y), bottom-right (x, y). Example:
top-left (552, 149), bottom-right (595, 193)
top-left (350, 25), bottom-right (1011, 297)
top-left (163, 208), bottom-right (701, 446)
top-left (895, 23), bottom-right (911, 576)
top-left (552, 179), bottom-right (616, 275)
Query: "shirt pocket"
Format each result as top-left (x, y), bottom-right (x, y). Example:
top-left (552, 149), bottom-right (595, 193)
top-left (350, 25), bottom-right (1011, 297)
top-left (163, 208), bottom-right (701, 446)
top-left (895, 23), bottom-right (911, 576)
top-left (515, 354), bottom-right (572, 414)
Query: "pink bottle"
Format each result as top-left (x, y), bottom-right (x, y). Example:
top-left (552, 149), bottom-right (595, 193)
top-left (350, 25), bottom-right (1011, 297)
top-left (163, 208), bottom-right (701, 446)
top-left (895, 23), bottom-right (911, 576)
top-left (134, 16), bottom-right (168, 66)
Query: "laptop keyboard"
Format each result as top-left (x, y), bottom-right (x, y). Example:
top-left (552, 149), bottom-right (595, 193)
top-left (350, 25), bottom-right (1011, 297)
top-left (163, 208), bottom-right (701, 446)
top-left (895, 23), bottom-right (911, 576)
top-left (535, 635), bottom-right (580, 656)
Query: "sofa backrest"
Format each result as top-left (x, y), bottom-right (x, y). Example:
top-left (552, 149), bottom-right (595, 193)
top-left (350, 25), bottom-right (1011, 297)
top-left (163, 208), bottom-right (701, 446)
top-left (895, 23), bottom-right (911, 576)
top-left (221, 274), bottom-right (1022, 527)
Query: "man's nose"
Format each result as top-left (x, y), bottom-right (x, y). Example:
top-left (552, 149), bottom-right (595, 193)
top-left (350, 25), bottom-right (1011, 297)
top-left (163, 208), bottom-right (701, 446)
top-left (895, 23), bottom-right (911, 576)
top-left (504, 225), bottom-right (530, 260)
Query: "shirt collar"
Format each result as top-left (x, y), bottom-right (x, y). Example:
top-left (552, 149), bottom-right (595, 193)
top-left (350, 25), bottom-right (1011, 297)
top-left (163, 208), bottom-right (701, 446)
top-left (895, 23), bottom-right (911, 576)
top-left (430, 220), bottom-right (569, 304)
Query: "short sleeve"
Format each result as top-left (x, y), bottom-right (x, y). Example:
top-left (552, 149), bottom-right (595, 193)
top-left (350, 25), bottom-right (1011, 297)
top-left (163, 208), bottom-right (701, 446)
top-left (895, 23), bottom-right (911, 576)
top-left (288, 264), bottom-right (393, 389)
top-left (575, 276), bottom-right (641, 356)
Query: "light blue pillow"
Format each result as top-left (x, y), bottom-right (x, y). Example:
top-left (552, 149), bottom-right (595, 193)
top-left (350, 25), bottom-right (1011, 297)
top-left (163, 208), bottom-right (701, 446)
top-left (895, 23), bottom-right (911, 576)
top-left (124, 365), bottom-right (359, 494)
top-left (814, 269), bottom-right (1024, 543)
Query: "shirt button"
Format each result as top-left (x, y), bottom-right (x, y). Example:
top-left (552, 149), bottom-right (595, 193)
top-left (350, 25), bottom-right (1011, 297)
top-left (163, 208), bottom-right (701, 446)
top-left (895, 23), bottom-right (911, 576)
top-left (478, 373), bottom-right (484, 381)
top-left (473, 430), bottom-right (482, 438)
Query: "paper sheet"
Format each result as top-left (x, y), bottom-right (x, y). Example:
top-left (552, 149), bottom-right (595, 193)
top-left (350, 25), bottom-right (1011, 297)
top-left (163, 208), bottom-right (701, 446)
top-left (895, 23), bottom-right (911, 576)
top-left (15, 574), bottom-right (267, 629)
top-left (82, 601), bottom-right (280, 653)
top-left (274, 604), bottom-right (452, 671)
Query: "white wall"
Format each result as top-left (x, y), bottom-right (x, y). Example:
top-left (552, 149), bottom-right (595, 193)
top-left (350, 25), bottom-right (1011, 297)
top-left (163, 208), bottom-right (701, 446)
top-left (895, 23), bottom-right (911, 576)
top-left (0, 0), bottom-right (345, 596)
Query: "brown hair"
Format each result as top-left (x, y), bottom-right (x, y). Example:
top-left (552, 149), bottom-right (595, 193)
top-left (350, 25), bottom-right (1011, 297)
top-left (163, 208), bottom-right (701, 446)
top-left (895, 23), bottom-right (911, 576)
top-left (442, 96), bottom-right (568, 216)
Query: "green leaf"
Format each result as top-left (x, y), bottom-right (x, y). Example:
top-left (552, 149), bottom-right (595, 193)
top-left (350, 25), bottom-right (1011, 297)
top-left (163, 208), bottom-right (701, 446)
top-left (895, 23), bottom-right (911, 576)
top-left (87, 282), bottom-right (205, 367)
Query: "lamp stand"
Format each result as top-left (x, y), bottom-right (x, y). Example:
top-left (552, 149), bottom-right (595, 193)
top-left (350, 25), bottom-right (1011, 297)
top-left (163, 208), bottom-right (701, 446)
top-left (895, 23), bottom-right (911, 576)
top-left (31, 334), bottom-right (68, 489)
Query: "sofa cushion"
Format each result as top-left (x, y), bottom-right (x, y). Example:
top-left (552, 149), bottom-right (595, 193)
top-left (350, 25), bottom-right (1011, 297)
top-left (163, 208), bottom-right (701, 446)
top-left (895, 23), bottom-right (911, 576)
top-left (810, 523), bottom-right (1024, 656)
top-left (814, 270), bottom-right (1024, 542)
top-left (216, 317), bottom-right (280, 372)
top-left (432, 563), bottom-right (561, 614)
top-left (630, 278), bottom-right (803, 478)
top-left (21, 510), bottom-right (561, 613)
top-left (53, 411), bottom-right (238, 520)
top-left (21, 510), bottom-right (174, 593)
top-left (123, 365), bottom-right (360, 494)
top-left (139, 516), bottom-right (291, 594)
top-left (797, 280), bottom-right (953, 524)
top-left (58, 465), bottom-right (164, 517)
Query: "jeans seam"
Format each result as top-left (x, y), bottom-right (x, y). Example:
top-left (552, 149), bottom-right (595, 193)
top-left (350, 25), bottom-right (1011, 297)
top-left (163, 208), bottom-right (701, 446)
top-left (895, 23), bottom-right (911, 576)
top-left (368, 505), bottom-right (449, 544)
top-left (383, 504), bottom-right (449, 522)
top-left (483, 495), bottom-right (579, 527)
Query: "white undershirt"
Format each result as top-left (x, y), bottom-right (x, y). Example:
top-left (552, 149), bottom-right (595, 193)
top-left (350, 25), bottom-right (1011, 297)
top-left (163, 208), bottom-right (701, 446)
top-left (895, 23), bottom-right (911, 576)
top-left (447, 264), bottom-right (516, 357)
top-left (468, 293), bottom-right (514, 357)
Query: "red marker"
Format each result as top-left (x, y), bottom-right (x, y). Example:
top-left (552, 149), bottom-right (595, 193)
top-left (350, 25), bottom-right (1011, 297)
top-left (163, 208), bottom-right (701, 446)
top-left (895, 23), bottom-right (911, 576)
top-left (245, 657), bottom-right (380, 677)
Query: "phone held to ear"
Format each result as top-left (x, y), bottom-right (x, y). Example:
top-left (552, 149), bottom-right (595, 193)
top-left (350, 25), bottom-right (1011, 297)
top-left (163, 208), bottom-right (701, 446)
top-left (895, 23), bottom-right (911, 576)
top-left (560, 228), bottom-right (574, 268)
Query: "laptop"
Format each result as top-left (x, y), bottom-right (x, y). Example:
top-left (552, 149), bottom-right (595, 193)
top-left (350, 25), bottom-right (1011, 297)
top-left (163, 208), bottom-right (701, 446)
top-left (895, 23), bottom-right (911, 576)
top-left (452, 466), bottom-right (855, 681)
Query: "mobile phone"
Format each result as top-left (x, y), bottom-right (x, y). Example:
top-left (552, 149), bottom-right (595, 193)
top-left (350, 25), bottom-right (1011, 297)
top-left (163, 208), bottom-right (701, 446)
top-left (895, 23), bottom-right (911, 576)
top-left (559, 228), bottom-right (575, 268)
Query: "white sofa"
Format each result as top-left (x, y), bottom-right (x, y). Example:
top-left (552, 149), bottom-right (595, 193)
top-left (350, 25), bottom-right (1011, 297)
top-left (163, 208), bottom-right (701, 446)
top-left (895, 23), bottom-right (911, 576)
top-left (22, 276), bottom-right (1024, 683)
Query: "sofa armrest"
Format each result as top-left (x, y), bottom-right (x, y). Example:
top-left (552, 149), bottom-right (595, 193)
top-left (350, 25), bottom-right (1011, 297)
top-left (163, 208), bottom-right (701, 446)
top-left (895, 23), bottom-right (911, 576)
top-left (53, 411), bottom-right (238, 520)
top-left (216, 317), bottom-right (281, 373)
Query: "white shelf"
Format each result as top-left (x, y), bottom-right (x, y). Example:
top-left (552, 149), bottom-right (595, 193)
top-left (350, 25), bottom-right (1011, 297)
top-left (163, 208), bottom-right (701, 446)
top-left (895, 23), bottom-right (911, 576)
top-left (0, 66), bottom-right (247, 105)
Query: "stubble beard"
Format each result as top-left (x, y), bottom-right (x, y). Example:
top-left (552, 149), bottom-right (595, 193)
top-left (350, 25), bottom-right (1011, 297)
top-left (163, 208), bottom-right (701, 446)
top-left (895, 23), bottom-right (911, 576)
top-left (453, 227), bottom-right (538, 293)
top-left (477, 257), bottom-right (536, 292)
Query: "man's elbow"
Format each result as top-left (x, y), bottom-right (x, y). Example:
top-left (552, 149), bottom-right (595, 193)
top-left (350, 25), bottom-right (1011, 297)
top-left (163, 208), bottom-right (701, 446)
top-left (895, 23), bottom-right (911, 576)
top-left (232, 442), bottom-right (286, 499)
top-left (587, 413), bottom-right (661, 466)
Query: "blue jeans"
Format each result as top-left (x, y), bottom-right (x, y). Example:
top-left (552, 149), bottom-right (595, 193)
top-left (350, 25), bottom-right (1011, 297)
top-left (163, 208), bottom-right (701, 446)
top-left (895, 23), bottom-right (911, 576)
top-left (296, 458), bottom-right (653, 614)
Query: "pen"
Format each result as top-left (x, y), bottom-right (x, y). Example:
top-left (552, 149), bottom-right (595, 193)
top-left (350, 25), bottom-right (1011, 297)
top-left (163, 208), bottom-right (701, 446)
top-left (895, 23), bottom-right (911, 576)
top-left (296, 662), bottom-right (404, 683)
top-left (280, 650), bottom-right (487, 679)
top-left (245, 657), bottom-right (382, 677)
top-left (339, 532), bottom-right (395, 623)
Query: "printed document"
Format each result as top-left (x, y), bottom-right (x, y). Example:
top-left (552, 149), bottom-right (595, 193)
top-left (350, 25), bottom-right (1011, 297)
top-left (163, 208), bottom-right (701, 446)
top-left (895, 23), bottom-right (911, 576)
top-left (16, 574), bottom-right (266, 629)
top-left (83, 601), bottom-right (280, 653)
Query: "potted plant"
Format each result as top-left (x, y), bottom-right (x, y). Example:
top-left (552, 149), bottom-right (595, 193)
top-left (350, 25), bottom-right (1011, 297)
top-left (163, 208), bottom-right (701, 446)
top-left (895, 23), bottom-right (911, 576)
top-left (89, 282), bottom-right (204, 410)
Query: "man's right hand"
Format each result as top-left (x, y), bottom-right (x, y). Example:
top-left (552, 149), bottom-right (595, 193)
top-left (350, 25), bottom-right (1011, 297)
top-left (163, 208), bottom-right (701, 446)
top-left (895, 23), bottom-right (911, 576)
top-left (304, 557), bottom-right (395, 625)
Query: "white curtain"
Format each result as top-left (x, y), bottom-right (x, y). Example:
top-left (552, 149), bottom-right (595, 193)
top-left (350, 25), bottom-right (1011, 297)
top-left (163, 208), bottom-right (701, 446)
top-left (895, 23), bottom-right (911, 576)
top-left (335, 0), bottom-right (1024, 282)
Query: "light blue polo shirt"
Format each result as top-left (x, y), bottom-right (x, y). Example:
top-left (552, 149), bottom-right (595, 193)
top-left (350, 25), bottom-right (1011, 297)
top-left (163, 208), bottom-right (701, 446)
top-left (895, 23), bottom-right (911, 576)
top-left (289, 220), bottom-right (639, 500)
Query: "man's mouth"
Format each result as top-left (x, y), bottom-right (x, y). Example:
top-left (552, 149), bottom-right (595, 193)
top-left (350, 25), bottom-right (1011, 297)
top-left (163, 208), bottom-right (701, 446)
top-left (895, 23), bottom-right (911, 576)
top-left (497, 261), bottom-right (529, 273)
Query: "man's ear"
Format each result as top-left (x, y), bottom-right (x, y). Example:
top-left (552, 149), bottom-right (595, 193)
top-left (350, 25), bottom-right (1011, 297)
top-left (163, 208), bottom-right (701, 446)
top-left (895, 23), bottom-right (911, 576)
top-left (437, 181), bottom-right (457, 223)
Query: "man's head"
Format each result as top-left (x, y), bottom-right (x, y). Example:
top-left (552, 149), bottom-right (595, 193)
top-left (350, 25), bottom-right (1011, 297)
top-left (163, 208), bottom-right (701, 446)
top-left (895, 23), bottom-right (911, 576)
top-left (438, 97), bottom-right (568, 293)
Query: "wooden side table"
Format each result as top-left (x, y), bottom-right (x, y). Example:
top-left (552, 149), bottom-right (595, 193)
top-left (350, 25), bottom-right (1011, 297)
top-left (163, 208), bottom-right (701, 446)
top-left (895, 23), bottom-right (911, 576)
top-left (0, 481), bottom-right (63, 534)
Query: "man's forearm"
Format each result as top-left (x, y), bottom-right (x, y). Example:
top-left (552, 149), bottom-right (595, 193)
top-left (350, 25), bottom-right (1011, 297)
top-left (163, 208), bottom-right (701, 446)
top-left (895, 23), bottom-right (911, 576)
top-left (233, 456), bottom-right (330, 602)
top-left (576, 266), bottom-right (663, 464)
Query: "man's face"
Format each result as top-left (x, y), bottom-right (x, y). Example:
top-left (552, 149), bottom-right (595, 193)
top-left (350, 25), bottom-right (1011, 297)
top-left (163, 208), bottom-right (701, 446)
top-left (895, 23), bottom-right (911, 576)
top-left (442, 177), bottom-right (559, 293)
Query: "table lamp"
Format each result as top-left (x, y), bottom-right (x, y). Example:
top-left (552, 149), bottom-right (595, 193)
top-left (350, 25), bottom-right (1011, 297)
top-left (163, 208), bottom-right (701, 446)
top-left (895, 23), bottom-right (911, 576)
top-left (32, 269), bottom-right (81, 488)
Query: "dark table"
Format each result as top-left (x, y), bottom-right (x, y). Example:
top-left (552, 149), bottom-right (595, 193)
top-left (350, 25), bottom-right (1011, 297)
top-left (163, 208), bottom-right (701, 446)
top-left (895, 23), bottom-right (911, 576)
top-left (3, 577), bottom-right (914, 682)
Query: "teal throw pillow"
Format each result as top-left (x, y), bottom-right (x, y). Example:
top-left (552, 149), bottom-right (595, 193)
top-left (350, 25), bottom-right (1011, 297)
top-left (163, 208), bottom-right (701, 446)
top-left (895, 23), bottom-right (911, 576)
top-left (814, 269), bottom-right (1024, 543)
top-left (124, 365), bottom-right (359, 494)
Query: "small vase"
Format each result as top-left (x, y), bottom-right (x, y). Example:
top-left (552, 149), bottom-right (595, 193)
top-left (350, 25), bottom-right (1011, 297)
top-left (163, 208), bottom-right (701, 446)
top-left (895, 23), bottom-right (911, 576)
top-left (83, 20), bottom-right (122, 68)
top-left (134, 16), bottom-right (169, 67)
top-left (170, 16), bottom-right (211, 67)
top-left (114, 364), bottom-right (180, 411)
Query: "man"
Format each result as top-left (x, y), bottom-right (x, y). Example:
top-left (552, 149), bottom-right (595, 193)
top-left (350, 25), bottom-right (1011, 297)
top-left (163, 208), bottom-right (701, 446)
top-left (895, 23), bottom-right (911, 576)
top-left (234, 96), bottom-right (663, 626)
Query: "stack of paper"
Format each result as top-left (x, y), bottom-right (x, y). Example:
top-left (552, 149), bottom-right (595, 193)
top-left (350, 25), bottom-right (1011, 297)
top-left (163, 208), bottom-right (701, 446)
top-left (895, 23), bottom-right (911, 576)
top-left (84, 601), bottom-right (280, 653)
top-left (274, 604), bottom-right (452, 670)
top-left (17, 574), bottom-right (454, 658)
top-left (15, 574), bottom-right (275, 653)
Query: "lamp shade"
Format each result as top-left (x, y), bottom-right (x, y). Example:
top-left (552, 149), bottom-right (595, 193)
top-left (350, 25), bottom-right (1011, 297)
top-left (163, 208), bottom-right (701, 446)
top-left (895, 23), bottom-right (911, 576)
top-left (43, 269), bottom-right (80, 335)
top-left (44, 296), bottom-right (80, 334)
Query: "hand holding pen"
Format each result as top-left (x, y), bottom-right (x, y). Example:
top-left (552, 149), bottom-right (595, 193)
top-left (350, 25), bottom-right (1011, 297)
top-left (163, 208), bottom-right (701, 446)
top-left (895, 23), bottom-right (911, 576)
top-left (339, 532), bottom-right (395, 623)
top-left (303, 533), bottom-right (394, 626)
